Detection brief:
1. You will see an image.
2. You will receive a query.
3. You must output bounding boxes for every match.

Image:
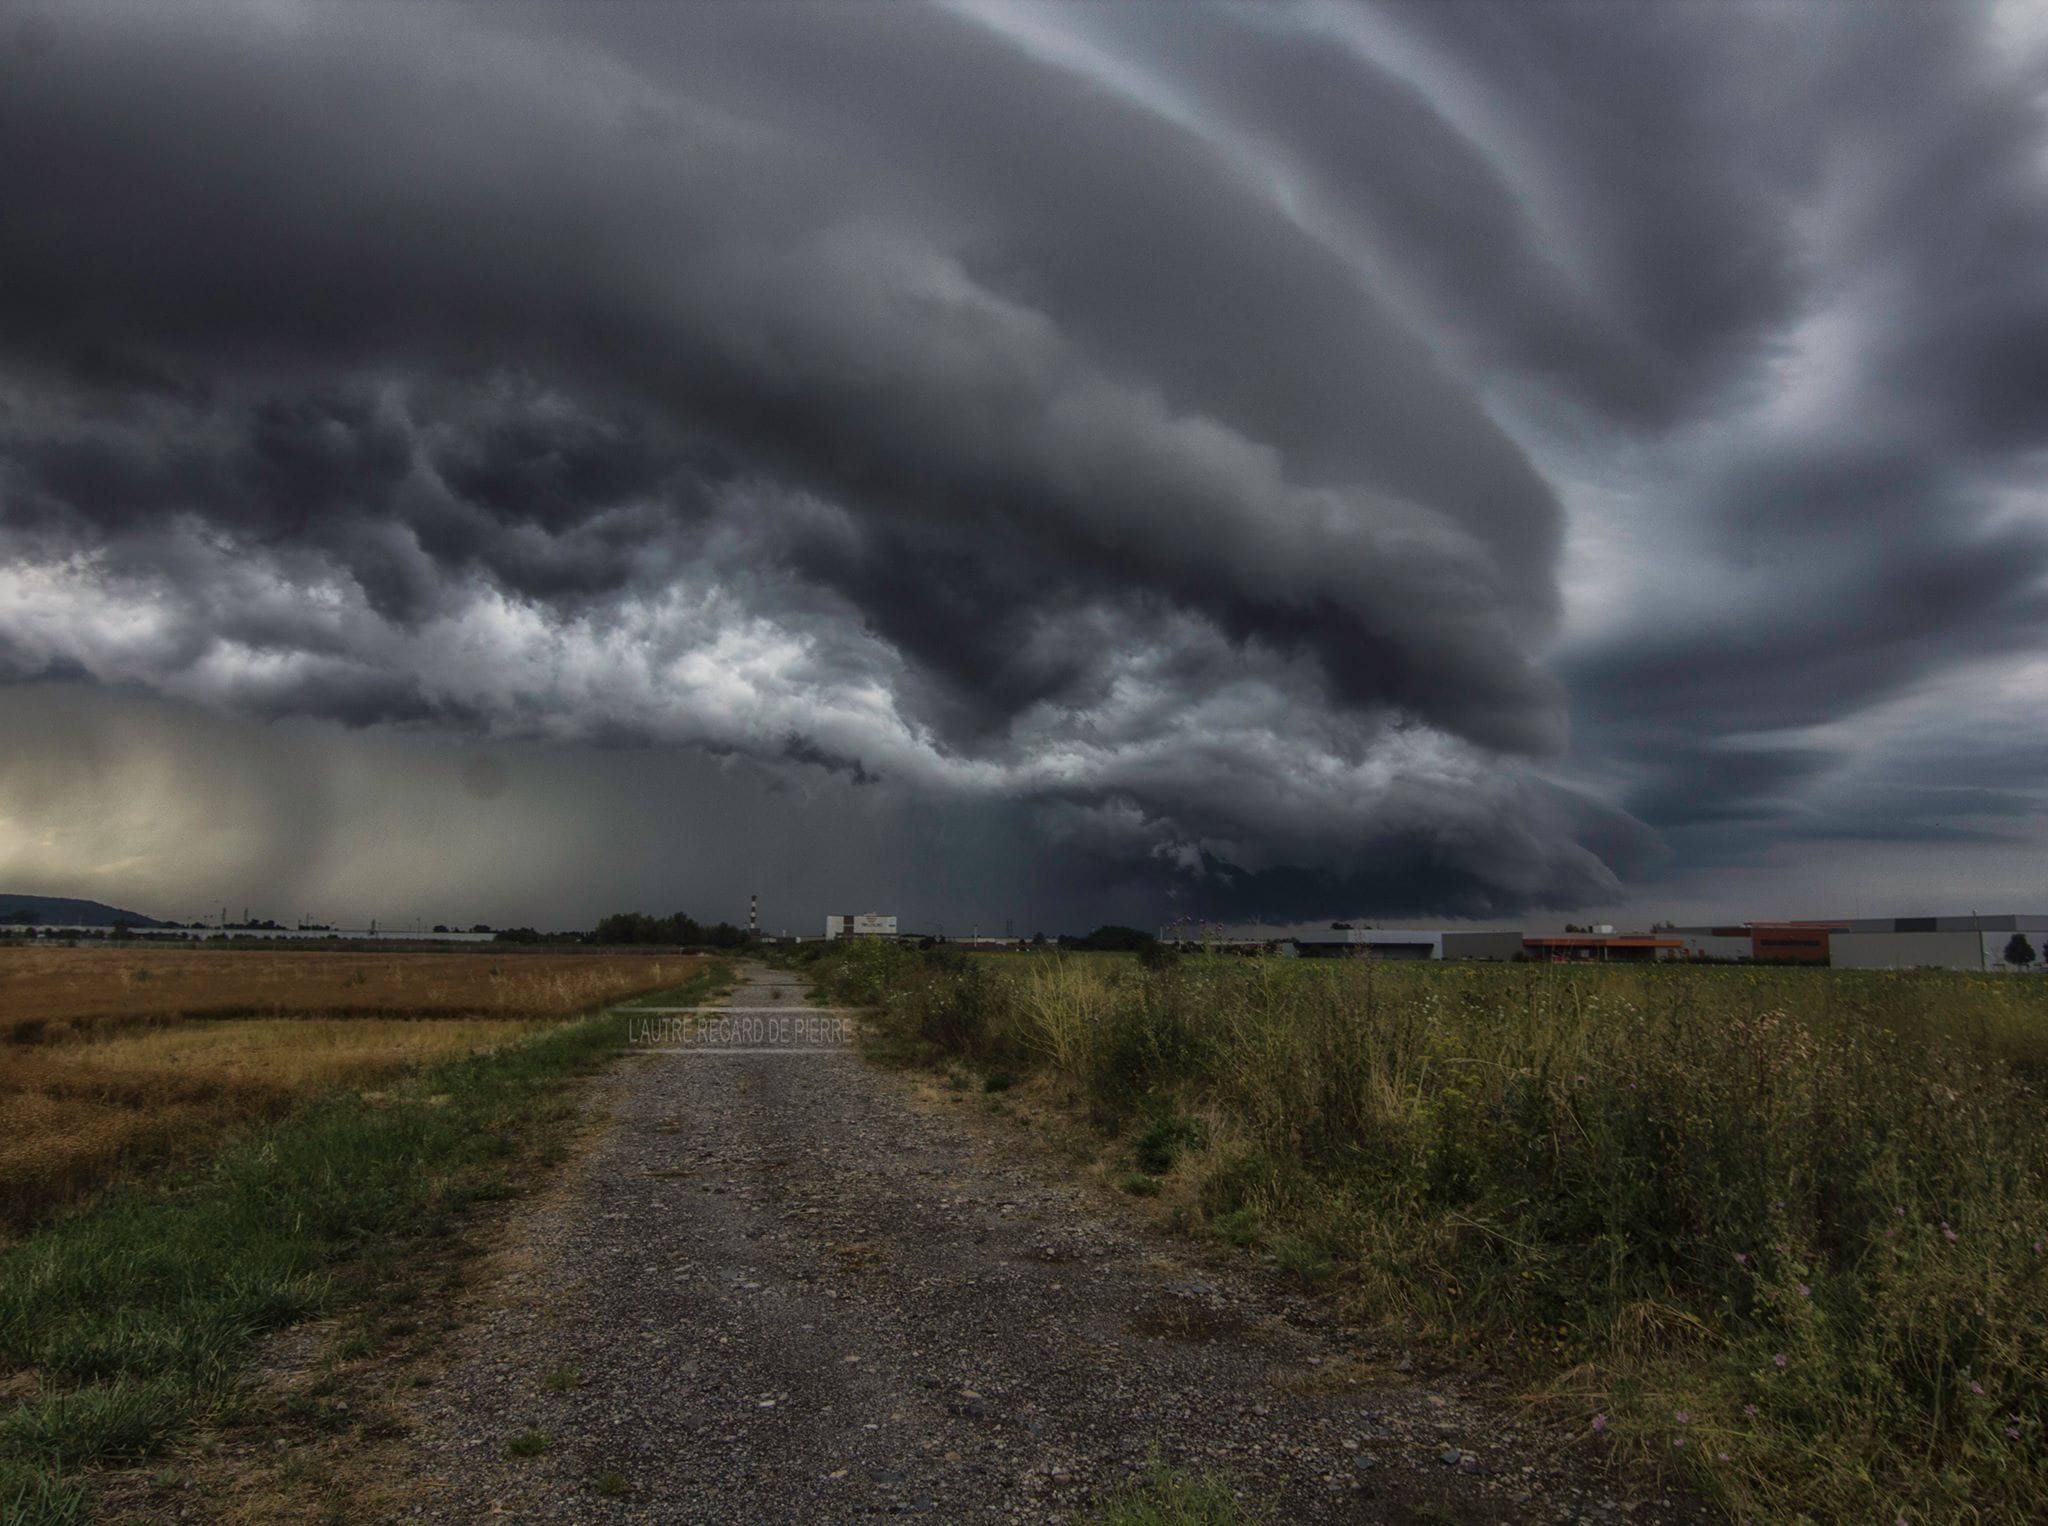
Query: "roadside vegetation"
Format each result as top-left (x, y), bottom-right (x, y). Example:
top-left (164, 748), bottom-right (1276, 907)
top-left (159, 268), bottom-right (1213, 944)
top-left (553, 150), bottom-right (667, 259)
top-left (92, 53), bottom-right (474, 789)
top-left (0, 949), bottom-right (698, 1235)
top-left (0, 956), bottom-right (728, 1522)
top-left (798, 939), bottom-right (2048, 1524)
top-left (1088, 1459), bottom-right (1261, 1525)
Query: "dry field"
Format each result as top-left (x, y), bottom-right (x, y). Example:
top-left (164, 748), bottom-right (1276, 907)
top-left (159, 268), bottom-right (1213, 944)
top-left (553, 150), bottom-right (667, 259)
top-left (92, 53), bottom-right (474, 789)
top-left (0, 947), bottom-right (702, 1234)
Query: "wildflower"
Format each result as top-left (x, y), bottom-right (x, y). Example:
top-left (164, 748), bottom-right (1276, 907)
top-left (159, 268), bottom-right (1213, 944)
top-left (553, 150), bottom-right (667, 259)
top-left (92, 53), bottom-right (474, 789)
top-left (1773, 1353), bottom-right (1788, 1369)
top-left (2035, 1239), bottom-right (2043, 1255)
top-left (1591, 1413), bottom-right (1607, 1433)
top-left (1796, 1282), bottom-right (1810, 1298)
top-left (1941, 1221), bottom-right (1958, 1243)
top-left (1733, 1251), bottom-right (1748, 1265)
top-left (1717, 1451), bottom-right (1730, 1463)
top-left (1971, 1381), bottom-right (1985, 1395)
top-left (1884, 1228), bottom-right (1897, 1240)
top-left (1674, 1410), bottom-right (1690, 1424)
top-left (1743, 1404), bottom-right (1758, 1418)
top-left (2010, 1426), bottom-right (2023, 1441)
top-left (1672, 1438), bottom-right (1686, 1449)
top-left (1895, 1205), bottom-right (1906, 1216)
top-left (1575, 1074), bottom-right (1587, 1085)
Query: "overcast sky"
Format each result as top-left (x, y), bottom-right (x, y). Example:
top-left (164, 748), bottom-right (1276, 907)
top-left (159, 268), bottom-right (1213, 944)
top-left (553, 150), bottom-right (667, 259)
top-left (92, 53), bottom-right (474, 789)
top-left (2, 0), bottom-right (2045, 934)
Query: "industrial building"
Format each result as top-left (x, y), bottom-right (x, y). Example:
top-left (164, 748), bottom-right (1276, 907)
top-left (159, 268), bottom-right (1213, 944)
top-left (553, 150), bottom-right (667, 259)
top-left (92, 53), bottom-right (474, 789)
top-left (1670, 915), bottom-right (2047, 970)
top-left (1522, 934), bottom-right (1686, 963)
top-left (1147, 913), bottom-right (2045, 970)
top-left (824, 913), bottom-right (898, 940)
top-left (1284, 927), bottom-right (1524, 960)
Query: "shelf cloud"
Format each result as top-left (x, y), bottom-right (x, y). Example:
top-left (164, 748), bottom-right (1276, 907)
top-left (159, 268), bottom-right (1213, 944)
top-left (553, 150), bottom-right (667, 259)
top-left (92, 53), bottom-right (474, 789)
top-left (2, 1), bottom-right (2044, 927)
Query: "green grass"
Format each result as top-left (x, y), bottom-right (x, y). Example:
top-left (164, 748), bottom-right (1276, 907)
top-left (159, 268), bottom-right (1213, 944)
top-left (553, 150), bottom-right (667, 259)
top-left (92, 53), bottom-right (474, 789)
top-left (800, 941), bottom-right (2048, 1524)
top-left (1088, 1460), bottom-right (1260, 1525)
top-left (0, 1458), bottom-right (90, 1524)
top-left (0, 960), bottom-right (730, 1522)
top-left (504, 1427), bottom-right (548, 1458)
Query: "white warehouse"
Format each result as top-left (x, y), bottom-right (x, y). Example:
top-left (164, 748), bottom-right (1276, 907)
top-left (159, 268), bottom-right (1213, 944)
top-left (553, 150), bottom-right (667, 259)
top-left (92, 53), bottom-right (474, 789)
top-left (824, 913), bottom-right (898, 940)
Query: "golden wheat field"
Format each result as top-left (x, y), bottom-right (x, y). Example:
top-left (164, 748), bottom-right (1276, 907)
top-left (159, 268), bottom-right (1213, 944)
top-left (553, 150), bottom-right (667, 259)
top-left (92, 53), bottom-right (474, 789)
top-left (0, 947), bottom-right (702, 1233)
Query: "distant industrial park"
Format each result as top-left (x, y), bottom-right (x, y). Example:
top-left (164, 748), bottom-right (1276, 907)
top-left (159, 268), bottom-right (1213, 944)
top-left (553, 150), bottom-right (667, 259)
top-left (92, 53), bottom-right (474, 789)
top-left (6, 890), bottom-right (2043, 972)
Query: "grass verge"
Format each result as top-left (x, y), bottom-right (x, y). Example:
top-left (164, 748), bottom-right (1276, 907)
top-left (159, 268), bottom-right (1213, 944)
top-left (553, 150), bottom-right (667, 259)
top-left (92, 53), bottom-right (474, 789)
top-left (0, 958), bottom-right (732, 1522)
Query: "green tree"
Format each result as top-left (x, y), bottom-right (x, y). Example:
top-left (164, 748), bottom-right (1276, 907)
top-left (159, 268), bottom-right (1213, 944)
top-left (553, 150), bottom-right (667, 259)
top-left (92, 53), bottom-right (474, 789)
top-left (2004, 932), bottom-right (2037, 968)
top-left (1060, 924), bottom-right (1158, 953)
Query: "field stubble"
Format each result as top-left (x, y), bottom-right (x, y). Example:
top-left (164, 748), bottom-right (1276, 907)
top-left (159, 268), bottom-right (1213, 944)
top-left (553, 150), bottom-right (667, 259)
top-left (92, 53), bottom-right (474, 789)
top-left (0, 948), bottom-right (702, 1234)
top-left (807, 941), bottom-right (2048, 1524)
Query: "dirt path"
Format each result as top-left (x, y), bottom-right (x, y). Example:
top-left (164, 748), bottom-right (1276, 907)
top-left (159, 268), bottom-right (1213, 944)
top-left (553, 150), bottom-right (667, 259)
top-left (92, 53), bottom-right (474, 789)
top-left (399, 963), bottom-right (1701, 1523)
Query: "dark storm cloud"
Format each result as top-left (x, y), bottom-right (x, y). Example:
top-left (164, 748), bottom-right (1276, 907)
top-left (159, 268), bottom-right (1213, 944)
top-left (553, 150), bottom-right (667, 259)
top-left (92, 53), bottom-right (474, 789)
top-left (0, 0), bottom-right (1610, 920)
top-left (780, 733), bottom-right (877, 788)
top-left (4, 0), bottom-right (2046, 925)
top-left (0, 2), bottom-right (1565, 748)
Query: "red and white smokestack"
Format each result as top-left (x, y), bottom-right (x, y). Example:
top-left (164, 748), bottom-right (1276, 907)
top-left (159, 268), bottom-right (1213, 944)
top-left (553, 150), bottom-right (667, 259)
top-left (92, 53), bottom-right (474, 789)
top-left (749, 893), bottom-right (758, 934)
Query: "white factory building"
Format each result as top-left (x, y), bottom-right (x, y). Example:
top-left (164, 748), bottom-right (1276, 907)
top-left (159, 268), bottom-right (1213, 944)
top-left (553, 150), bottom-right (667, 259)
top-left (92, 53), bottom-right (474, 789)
top-left (1165, 922), bottom-right (1525, 960)
top-left (824, 913), bottom-right (898, 940)
top-left (1665, 914), bottom-right (2048, 970)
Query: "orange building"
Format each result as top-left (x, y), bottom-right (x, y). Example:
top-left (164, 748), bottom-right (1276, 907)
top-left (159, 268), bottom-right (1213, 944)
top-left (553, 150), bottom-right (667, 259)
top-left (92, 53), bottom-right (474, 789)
top-left (1729, 922), bottom-right (1846, 964)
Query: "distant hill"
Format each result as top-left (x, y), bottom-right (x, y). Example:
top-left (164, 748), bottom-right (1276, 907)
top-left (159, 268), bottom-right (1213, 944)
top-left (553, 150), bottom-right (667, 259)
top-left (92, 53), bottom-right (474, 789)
top-left (0, 893), bottom-right (168, 928)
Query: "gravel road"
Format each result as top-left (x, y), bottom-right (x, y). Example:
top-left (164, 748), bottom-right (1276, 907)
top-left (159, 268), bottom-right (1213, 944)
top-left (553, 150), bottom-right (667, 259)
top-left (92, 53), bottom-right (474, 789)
top-left (401, 963), bottom-right (1702, 1523)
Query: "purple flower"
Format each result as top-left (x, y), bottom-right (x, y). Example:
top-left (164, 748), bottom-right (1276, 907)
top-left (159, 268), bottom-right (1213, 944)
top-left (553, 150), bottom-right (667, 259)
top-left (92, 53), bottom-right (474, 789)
top-left (2034, 1239), bottom-right (2043, 1255)
top-left (1672, 1438), bottom-right (1686, 1449)
top-left (1717, 1451), bottom-right (1730, 1462)
top-left (1674, 1410), bottom-right (1690, 1425)
top-left (1971, 1381), bottom-right (1985, 1395)
top-left (1796, 1282), bottom-right (1810, 1298)
top-left (2010, 1425), bottom-right (2023, 1441)
top-left (1743, 1404), bottom-right (1758, 1418)
top-left (1885, 1228), bottom-right (1897, 1240)
top-left (1941, 1221), bottom-right (1958, 1243)
top-left (1591, 1413), bottom-right (1607, 1433)
top-left (1575, 1074), bottom-right (1587, 1085)
top-left (1773, 1353), bottom-right (1788, 1369)
top-left (1895, 1206), bottom-right (1906, 1217)
top-left (1733, 1252), bottom-right (1748, 1265)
